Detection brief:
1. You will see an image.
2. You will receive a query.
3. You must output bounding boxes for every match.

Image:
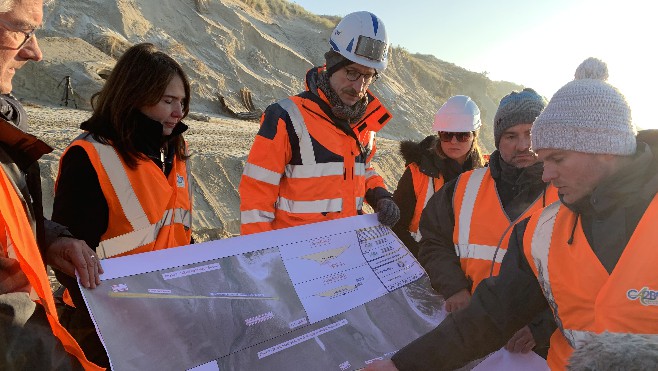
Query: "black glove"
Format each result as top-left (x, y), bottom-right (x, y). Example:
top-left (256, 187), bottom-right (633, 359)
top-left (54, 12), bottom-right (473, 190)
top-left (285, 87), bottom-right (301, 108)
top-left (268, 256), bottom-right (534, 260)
top-left (376, 198), bottom-right (400, 227)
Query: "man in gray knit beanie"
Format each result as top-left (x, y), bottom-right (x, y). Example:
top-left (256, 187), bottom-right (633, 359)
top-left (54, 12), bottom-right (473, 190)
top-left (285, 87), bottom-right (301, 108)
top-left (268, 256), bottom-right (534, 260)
top-left (494, 88), bottom-right (547, 148)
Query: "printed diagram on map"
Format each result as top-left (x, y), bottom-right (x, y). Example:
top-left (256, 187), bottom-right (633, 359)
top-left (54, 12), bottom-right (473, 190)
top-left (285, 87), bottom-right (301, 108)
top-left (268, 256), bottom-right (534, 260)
top-left (81, 215), bottom-right (444, 371)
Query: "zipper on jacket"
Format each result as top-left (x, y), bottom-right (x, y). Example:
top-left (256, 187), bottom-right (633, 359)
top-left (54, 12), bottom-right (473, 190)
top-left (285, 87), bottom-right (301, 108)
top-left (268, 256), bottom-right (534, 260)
top-left (160, 147), bottom-right (166, 173)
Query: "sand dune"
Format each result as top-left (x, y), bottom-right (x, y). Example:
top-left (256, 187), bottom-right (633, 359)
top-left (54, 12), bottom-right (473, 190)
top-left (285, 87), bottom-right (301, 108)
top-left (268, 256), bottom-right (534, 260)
top-left (19, 0), bottom-right (526, 240)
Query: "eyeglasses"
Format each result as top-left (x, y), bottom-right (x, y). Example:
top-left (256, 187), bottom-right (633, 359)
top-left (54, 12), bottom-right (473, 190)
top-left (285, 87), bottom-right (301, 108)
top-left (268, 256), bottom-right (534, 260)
top-left (0, 18), bottom-right (36, 50)
top-left (344, 68), bottom-right (379, 83)
top-left (438, 131), bottom-right (473, 142)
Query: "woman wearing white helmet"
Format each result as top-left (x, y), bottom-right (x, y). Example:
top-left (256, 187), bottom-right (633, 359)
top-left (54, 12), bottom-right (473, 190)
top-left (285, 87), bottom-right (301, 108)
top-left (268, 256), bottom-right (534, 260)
top-left (392, 96), bottom-right (486, 257)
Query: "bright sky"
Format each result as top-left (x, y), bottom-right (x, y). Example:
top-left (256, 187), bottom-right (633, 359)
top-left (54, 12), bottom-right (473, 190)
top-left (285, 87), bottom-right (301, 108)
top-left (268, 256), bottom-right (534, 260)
top-left (291, 0), bottom-right (656, 129)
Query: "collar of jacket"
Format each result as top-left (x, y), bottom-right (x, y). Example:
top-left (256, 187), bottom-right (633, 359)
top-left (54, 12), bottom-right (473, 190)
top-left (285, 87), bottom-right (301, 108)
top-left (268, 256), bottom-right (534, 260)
top-left (133, 110), bottom-right (188, 156)
top-left (565, 141), bottom-right (656, 216)
top-left (0, 94), bottom-right (28, 131)
top-left (489, 150), bottom-right (545, 187)
top-left (80, 110), bottom-right (188, 156)
top-left (0, 117), bottom-right (53, 171)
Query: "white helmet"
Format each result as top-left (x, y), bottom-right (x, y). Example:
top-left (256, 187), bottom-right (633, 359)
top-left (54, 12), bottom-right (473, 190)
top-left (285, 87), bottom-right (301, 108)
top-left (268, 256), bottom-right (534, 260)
top-left (432, 95), bottom-right (482, 132)
top-left (329, 11), bottom-right (389, 71)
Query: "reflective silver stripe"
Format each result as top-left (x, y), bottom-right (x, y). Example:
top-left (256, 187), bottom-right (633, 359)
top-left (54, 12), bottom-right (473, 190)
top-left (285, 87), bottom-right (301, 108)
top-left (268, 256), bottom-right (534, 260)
top-left (457, 168), bottom-right (488, 244)
top-left (284, 163), bottom-right (343, 178)
top-left (174, 208), bottom-right (191, 228)
top-left (411, 176), bottom-right (437, 243)
top-left (278, 98), bottom-right (315, 165)
top-left (354, 163), bottom-right (366, 177)
top-left (422, 176), bottom-right (435, 210)
top-left (356, 197), bottom-right (364, 211)
top-left (97, 208), bottom-right (176, 259)
top-left (365, 167), bottom-right (378, 180)
top-left (368, 132), bottom-right (375, 151)
top-left (241, 209), bottom-right (275, 224)
top-left (85, 137), bottom-right (150, 231)
top-left (244, 163), bottom-right (282, 185)
top-left (185, 152), bottom-right (194, 220)
top-left (565, 329), bottom-right (597, 348)
top-left (530, 203), bottom-right (573, 343)
top-left (454, 244), bottom-right (506, 263)
top-left (277, 196), bottom-right (342, 213)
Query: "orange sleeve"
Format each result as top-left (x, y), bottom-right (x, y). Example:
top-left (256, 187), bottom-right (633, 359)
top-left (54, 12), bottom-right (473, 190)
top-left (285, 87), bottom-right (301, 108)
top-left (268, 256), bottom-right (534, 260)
top-left (239, 105), bottom-right (291, 235)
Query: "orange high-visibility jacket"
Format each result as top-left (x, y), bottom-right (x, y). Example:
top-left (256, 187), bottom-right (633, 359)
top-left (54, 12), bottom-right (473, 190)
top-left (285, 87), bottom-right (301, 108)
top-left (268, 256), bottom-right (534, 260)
top-left (408, 163), bottom-right (444, 242)
top-left (239, 68), bottom-right (392, 235)
top-left (59, 135), bottom-right (192, 259)
top-left (524, 200), bottom-right (658, 370)
top-left (453, 167), bottom-right (558, 292)
top-left (0, 166), bottom-right (102, 370)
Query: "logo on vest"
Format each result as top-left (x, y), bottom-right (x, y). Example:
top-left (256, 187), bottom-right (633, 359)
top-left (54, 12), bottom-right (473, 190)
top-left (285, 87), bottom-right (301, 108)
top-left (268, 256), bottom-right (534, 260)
top-left (627, 287), bottom-right (658, 306)
top-left (176, 174), bottom-right (185, 188)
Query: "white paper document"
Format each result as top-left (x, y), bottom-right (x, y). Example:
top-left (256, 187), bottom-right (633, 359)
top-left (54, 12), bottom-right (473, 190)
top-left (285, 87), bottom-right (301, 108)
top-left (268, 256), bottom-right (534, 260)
top-left (473, 348), bottom-right (550, 371)
top-left (81, 214), bottom-right (444, 370)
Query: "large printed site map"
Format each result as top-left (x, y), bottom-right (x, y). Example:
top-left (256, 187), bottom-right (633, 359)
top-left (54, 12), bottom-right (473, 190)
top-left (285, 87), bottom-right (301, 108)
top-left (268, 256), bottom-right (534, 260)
top-left (81, 215), bottom-right (445, 370)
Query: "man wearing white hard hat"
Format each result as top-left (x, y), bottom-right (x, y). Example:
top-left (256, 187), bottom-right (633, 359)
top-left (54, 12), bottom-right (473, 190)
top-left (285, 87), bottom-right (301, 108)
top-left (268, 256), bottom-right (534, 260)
top-left (239, 11), bottom-right (399, 234)
top-left (416, 88), bottom-right (559, 357)
top-left (391, 96), bottom-right (487, 257)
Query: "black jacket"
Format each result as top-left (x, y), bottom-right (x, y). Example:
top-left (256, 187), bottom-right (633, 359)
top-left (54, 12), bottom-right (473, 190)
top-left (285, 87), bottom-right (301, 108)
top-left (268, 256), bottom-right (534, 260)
top-left (392, 136), bottom-right (476, 256)
top-left (51, 112), bottom-right (189, 368)
top-left (417, 150), bottom-right (549, 298)
top-left (392, 132), bottom-right (658, 371)
top-left (0, 94), bottom-right (81, 370)
top-left (0, 94), bottom-right (70, 256)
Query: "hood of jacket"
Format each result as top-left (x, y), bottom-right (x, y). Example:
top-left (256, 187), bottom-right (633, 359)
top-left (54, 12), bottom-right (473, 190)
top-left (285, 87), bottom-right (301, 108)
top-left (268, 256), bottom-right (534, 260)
top-left (0, 94), bottom-right (52, 170)
top-left (80, 110), bottom-right (188, 157)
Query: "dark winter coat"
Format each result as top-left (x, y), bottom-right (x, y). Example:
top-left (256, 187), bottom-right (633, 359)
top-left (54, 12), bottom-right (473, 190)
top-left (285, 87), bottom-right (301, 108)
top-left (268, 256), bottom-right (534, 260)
top-left (392, 135), bottom-right (477, 257)
top-left (391, 132), bottom-right (658, 371)
top-left (0, 94), bottom-right (81, 370)
top-left (414, 149), bottom-right (555, 359)
top-left (417, 150), bottom-right (549, 298)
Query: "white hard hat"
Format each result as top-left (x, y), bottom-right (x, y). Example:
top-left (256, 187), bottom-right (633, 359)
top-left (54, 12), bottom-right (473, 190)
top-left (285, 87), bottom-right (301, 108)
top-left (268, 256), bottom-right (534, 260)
top-left (329, 11), bottom-right (389, 71)
top-left (432, 95), bottom-right (482, 132)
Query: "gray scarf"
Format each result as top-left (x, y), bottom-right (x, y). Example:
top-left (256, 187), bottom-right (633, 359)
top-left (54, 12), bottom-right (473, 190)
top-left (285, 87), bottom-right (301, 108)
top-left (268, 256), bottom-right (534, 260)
top-left (317, 71), bottom-right (368, 123)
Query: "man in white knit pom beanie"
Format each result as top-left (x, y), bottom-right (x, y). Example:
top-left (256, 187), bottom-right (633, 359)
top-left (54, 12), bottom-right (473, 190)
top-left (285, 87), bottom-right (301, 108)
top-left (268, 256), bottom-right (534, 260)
top-left (366, 57), bottom-right (658, 371)
top-left (532, 57), bottom-right (637, 203)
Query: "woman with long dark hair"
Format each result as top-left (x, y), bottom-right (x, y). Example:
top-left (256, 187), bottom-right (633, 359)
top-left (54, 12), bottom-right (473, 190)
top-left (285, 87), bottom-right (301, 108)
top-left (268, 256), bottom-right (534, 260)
top-left (52, 43), bottom-right (193, 367)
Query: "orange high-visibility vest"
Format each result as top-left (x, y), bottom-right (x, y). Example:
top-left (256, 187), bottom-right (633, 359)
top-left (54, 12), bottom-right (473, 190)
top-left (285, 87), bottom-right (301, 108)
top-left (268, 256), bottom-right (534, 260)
top-left (0, 166), bottom-right (102, 370)
top-left (240, 76), bottom-right (392, 235)
top-left (453, 167), bottom-right (558, 292)
top-left (59, 135), bottom-right (192, 259)
top-left (408, 163), bottom-right (444, 242)
top-left (524, 200), bottom-right (658, 370)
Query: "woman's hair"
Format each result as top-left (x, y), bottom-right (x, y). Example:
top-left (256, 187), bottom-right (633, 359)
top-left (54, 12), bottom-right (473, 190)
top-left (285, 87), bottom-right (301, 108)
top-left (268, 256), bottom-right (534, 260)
top-left (87, 42), bottom-right (191, 168)
top-left (434, 131), bottom-right (487, 168)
